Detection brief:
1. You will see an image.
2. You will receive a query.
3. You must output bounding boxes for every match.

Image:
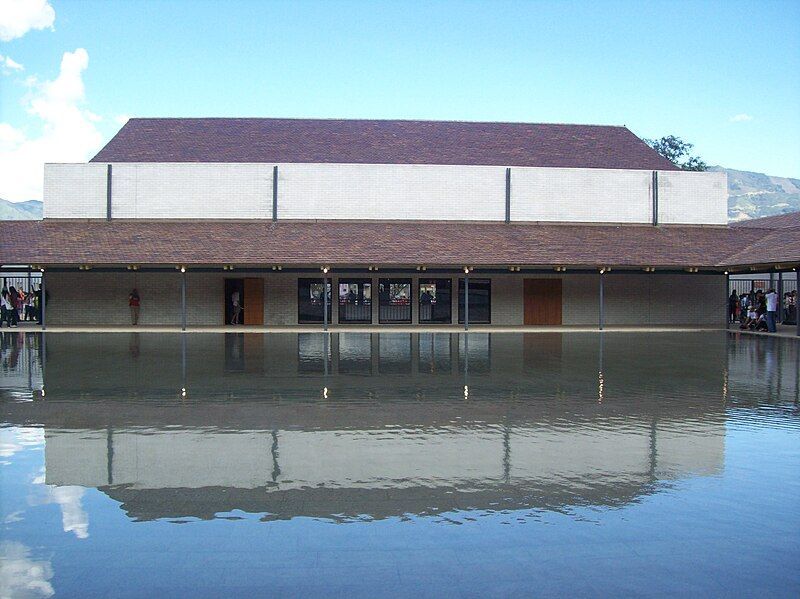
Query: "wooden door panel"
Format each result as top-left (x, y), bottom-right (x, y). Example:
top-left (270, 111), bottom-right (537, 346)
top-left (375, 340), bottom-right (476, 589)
top-left (243, 278), bottom-right (264, 325)
top-left (524, 279), bottom-right (562, 325)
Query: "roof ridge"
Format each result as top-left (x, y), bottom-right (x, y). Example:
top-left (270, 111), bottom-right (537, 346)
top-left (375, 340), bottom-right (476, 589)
top-left (122, 117), bottom-right (629, 128)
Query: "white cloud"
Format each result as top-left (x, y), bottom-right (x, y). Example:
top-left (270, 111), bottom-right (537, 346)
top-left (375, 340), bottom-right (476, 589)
top-left (0, 0), bottom-right (55, 42)
top-left (729, 113), bottom-right (753, 123)
top-left (114, 113), bottom-right (131, 125)
top-left (0, 48), bottom-right (104, 201)
top-left (0, 53), bottom-right (24, 72)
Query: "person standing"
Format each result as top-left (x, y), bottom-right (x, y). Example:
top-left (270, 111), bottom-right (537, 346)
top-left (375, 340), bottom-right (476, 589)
top-left (129, 289), bottom-right (141, 325)
top-left (231, 290), bottom-right (241, 325)
top-left (765, 288), bottom-right (779, 333)
top-left (23, 290), bottom-right (33, 321)
top-left (0, 290), bottom-right (10, 327)
top-left (7, 287), bottom-right (20, 327)
top-left (34, 285), bottom-right (42, 324)
top-left (728, 290), bottom-right (739, 324)
top-left (739, 291), bottom-right (750, 323)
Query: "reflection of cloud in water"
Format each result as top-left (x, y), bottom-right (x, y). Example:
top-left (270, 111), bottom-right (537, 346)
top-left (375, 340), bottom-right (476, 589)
top-left (0, 541), bottom-right (54, 599)
top-left (29, 465), bottom-right (89, 539)
top-left (50, 486), bottom-right (89, 539)
top-left (0, 428), bottom-right (43, 459)
top-left (30, 484), bottom-right (89, 539)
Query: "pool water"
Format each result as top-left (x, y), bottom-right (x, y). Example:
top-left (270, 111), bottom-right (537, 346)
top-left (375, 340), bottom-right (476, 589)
top-left (1, 331), bottom-right (799, 598)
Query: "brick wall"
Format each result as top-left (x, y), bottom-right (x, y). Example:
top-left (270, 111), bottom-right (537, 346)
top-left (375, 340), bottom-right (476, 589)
top-left (278, 163), bottom-right (505, 221)
top-left (511, 167), bottom-right (653, 223)
top-left (658, 171), bottom-right (727, 225)
top-left (112, 163), bottom-right (273, 219)
top-left (43, 163), bottom-right (728, 225)
top-left (43, 271), bottom-right (725, 327)
top-left (44, 163), bottom-right (107, 218)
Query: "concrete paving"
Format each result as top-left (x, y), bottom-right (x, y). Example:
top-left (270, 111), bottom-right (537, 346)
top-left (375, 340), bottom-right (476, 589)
top-left (4, 322), bottom-right (728, 334)
top-left (6, 320), bottom-right (797, 337)
top-left (727, 323), bottom-right (799, 339)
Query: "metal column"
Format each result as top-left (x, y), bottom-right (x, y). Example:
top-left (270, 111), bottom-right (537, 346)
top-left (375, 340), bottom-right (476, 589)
top-left (323, 276), bottom-right (329, 332)
top-left (599, 272), bottom-right (604, 331)
top-left (180, 271), bottom-right (187, 331)
top-left (464, 274), bottom-right (469, 331)
top-left (726, 272), bottom-right (730, 326)
top-left (40, 271), bottom-right (46, 330)
top-left (797, 269), bottom-right (799, 337)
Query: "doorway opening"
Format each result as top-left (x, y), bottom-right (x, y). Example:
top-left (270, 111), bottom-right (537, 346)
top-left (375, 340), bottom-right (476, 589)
top-left (224, 278), bottom-right (264, 325)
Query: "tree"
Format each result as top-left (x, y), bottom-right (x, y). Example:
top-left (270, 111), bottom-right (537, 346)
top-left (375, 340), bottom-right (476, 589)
top-left (644, 135), bottom-right (707, 171)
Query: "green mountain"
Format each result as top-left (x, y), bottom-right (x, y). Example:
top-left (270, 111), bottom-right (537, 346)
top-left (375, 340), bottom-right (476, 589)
top-left (709, 166), bottom-right (800, 222)
top-left (0, 199), bottom-right (43, 220)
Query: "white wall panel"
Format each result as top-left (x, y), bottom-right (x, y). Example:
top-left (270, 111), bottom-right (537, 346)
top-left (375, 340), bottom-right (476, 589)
top-left (44, 163), bottom-right (107, 219)
top-left (111, 163), bottom-right (273, 219)
top-left (511, 167), bottom-right (653, 223)
top-left (43, 162), bottom-right (728, 225)
top-left (657, 171), bottom-right (727, 225)
top-left (278, 163), bottom-right (505, 220)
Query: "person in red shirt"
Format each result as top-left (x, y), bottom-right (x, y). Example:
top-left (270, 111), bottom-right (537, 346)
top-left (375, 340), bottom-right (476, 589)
top-left (129, 289), bottom-right (141, 325)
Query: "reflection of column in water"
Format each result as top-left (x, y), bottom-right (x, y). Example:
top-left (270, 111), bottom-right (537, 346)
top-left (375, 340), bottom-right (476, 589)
top-left (27, 334), bottom-right (32, 391)
top-left (597, 331), bottom-right (604, 402)
top-left (181, 333), bottom-right (187, 398)
top-left (41, 332), bottom-right (46, 397)
top-left (463, 333), bottom-right (469, 399)
top-left (323, 333), bottom-right (329, 377)
top-left (795, 341), bottom-right (799, 404)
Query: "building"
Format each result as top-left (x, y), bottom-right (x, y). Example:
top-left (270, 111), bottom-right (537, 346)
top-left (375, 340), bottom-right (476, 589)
top-left (1, 118), bottom-right (799, 329)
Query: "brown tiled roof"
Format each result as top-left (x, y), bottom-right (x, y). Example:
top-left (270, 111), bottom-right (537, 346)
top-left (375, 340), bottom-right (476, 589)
top-left (90, 118), bottom-right (679, 171)
top-left (1, 220), bottom-right (784, 269)
top-left (730, 211), bottom-right (800, 229)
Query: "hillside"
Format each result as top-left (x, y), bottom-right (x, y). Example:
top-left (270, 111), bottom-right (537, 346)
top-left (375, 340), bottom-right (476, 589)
top-left (710, 166), bottom-right (800, 222)
top-left (0, 199), bottom-right (43, 220)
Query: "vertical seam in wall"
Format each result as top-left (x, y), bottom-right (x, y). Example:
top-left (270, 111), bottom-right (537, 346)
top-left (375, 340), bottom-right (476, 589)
top-left (505, 167), bottom-right (511, 223)
top-left (652, 171), bottom-right (659, 226)
top-left (272, 165), bottom-right (278, 221)
top-left (106, 164), bottom-right (112, 221)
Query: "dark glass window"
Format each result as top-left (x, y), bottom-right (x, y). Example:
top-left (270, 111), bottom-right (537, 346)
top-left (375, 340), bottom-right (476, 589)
top-left (458, 278), bottom-right (491, 324)
top-left (338, 279), bottom-right (372, 323)
top-left (298, 278), bottom-right (331, 324)
top-left (379, 278), bottom-right (412, 323)
top-left (419, 279), bottom-right (452, 324)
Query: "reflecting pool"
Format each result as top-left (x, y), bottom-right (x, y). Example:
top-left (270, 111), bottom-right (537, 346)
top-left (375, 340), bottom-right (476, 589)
top-left (1, 331), bottom-right (799, 597)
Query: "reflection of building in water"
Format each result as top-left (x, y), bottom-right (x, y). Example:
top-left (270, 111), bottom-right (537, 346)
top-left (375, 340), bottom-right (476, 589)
top-left (727, 333), bottom-right (800, 404)
top-left (6, 331), bottom-right (799, 525)
top-left (0, 331), bottom-right (746, 521)
top-left (43, 415), bottom-right (725, 523)
top-left (0, 332), bottom-right (44, 394)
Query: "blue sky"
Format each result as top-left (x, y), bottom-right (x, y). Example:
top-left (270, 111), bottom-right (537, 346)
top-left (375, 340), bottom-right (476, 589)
top-left (1, 0), bottom-right (799, 201)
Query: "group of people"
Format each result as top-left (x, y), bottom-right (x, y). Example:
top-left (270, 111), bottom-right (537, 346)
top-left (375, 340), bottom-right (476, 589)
top-left (729, 288), bottom-right (797, 333)
top-left (1, 285), bottom-right (44, 327)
